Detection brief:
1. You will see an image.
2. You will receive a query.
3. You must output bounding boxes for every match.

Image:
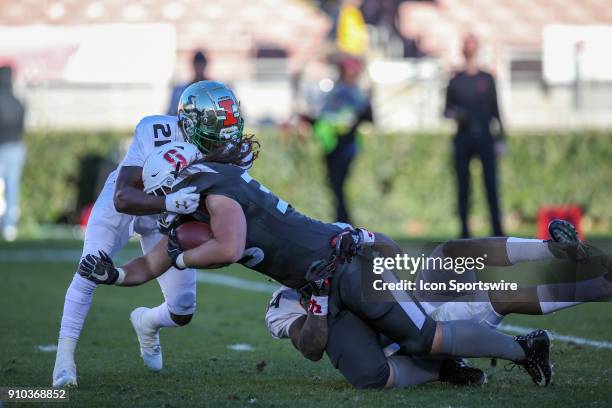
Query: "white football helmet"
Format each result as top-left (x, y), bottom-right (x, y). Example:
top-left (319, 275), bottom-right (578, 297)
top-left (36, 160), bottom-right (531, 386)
top-left (142, 142), bottom-right (202, 195)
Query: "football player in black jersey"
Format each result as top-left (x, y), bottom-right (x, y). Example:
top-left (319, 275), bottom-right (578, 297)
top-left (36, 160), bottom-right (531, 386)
top-left (77, 81), bottom-right (555, 388)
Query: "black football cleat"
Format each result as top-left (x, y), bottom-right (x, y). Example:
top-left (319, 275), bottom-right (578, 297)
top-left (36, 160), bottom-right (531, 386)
top-left (547, 219), bottom-right (591, 262)
top-left (549, 220), bottom-right (612, 284)
top-left (439, 359), bottom-right (487, 386)
top-left (513, 329), bottom-right (552, 386)
top-left (548, 219), bottom-right (579, 244)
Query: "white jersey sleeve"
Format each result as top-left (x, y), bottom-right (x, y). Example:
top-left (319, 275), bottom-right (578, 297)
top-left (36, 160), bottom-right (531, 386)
top-left (265, 286), bottom-right (306, 339)
top-left (120, 115), bottom-right (183, 168)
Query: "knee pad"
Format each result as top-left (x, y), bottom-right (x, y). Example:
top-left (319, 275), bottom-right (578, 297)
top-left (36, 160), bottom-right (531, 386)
top-left (166, 289), bottom-right (196, 316)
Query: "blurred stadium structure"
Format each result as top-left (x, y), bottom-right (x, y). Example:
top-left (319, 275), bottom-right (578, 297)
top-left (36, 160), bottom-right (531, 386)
top-left (1, 0), bottom-right (612, 131)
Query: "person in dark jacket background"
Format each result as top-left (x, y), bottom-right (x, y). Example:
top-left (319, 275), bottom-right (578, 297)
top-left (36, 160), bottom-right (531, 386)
top-left (0, 65), bottom-right (26, 241)
top-left (444, 34), bottom-right (505, 238)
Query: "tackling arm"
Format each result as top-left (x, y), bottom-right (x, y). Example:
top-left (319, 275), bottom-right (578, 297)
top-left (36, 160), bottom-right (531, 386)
top-left (288, 314), bottom-right (328, 362)
top-left (120, 238), bottom-right (173, 285)
top-left (77, 238), bottom-right (172, 286)
top-left (114, 166), bottom-right (166, 215)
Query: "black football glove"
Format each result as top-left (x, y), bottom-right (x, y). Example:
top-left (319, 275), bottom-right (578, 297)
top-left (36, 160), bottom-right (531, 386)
top-left (78, 251), bottom-right (119, 285)
top-left (331, 227), bottom-right (375, 263)
top-left (304, 255), bottom-right (336, 296)
top-left (167, 226), bottom-right (185, 270)
top-left (157, 212), bottom-right (178, 235)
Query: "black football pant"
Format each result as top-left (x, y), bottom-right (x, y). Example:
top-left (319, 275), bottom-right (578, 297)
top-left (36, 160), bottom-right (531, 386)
top-left (326, 235), bottom-right (437, 388)
top-left (453, 135), bottom-right (503, 238)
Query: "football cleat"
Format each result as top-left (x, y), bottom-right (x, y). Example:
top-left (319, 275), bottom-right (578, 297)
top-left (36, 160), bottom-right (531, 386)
top-left (130, 307), bottom-right (163, 372)
top-left (52, 361), bottom-right (77, 388)
top-left (439, 359), bottom-right (487, 386)
top-left (547, 219), bottom-right (590, 262)
top-left (512, 329), bottom-right (552, 386)
top-left (548, 219), bottom-right (579, 244)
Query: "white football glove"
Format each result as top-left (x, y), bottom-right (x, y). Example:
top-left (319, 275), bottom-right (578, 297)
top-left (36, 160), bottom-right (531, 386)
top-left (165, 186), bottom-right (200, 214)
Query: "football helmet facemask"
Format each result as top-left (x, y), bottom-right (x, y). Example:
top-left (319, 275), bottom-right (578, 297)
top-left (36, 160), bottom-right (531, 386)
top-left (177, 80), bottom-right (245, 154)
top-left (142, 142), bottom-right (202, 195)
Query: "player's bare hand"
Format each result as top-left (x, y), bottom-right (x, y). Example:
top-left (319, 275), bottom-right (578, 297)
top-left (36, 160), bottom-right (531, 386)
top-left (78, 251), bottom-right (120, 285)
top-left (165, 186), bottom-right (200, 214)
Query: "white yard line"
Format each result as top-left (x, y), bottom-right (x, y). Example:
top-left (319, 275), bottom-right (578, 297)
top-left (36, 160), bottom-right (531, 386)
top-left (3, 248), bottom-right (611, 350)
top-left (195, 270), bottom-right (278, 293)
top-left (499, 323), bottom-right (612, 350)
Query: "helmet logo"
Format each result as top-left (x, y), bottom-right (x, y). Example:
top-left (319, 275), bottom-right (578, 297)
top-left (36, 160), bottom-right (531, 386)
top-left (163, 149), bottom-right (188, 170)
top-left (218, 99), bottom-right (238, 126)
top-left (180, 113), bottom-right (196, 137)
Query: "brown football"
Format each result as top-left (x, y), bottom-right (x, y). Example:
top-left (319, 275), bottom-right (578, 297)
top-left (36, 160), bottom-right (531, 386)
top-left (175, 221), bottom-right (213, 250)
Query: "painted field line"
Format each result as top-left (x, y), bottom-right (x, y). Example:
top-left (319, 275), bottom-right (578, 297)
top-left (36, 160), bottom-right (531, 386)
top-left (2, 248), bottom-right (611, 350)
top-left (195, 270), bottom-right (278, 293)
top-left (499, 323), bottom-right (612, 350)
top-left (196, 271), bottom-right (612, 350)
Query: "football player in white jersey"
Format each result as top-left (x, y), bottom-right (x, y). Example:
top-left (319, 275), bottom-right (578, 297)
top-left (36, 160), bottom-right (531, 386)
top-left (52, 80), bottom-right (244, 388)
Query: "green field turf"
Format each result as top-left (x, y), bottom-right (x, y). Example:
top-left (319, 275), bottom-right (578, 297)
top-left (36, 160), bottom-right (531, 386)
top-left (1, 240), bottom-right (611, 407)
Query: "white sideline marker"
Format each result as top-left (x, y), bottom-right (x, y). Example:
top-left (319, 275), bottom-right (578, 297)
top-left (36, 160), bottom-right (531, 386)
top-left (227, 343), bottom-right (255, 352)
top-left (37, 344), bottom-right (58, 352)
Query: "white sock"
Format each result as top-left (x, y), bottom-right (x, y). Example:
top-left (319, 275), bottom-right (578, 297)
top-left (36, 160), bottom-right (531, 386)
top-left (141, 303), bottom-right (179, 332)
top-left (506, 238), bottom-right (554, 264)
top-left (53, 337), bottom-right (78, 380)
top-left (537, 275), bottom-right (612, 313)
top-left (58, 274), bottom-right (97, 340)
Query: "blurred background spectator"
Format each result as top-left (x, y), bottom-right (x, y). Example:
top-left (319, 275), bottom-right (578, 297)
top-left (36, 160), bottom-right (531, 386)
top-left (303, 55), bottom-right (373, 224)
top-left (444, 34), bottom-right (505, 238)
top-left (166, 50), bottom-right (209, 116)
top-left (0, 0), bottom-right (611, 238)
top-left (0, 65), bottom-right (26, 241)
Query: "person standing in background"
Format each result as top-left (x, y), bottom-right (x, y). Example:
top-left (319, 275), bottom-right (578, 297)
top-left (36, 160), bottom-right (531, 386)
top-left (166, 50), bottom-right (209, 116)
top-left (444, 34), bottom-right (505, 238)
top-left (0, 65), bottom-right (26, 241)
top-left (311, 55), bottom-right (373, 224)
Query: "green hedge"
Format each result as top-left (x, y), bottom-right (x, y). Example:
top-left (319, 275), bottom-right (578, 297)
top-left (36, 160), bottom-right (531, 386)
top-left (18, 130), bottom-right (612, 237)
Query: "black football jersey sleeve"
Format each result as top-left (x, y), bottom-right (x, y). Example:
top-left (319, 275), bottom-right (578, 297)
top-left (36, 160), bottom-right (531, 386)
top-left (174, 161), bottom-right (343, 289)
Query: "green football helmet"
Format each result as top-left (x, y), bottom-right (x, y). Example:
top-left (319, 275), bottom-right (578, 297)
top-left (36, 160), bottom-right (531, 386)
top-left (177, 80), bottom-right (244, 153)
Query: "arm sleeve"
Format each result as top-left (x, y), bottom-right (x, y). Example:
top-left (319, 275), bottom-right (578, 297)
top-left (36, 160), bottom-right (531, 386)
top-left (265, 287), bottom-right (306, 339)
